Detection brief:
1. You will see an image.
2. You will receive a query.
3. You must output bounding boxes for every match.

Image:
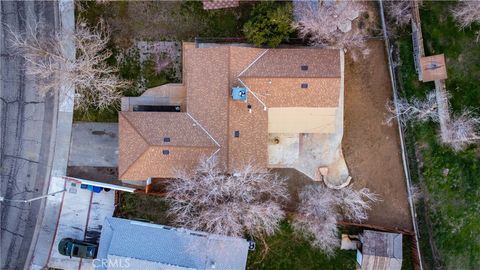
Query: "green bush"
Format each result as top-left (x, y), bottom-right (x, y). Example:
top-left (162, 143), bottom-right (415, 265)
top-left (243, 1), bottom-right (293, 47)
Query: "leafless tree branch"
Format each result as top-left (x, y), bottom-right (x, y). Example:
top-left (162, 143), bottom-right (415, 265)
top-left (293, 184), bottom-right (379, 255)
top-left (443, 110), bottom-right (480, 151)
top-left (451, 0), bottom-right (480, 29)
top-left (165, 156), bottom-right (289, 238)
top-left (384, 0), bottom-right (413, 27)
top-left (385, 90), bottom-right (439, 126)
top-left (6, 19), bottom-right (129, 112)
top-left (293, 0), bottom-right (372, 60)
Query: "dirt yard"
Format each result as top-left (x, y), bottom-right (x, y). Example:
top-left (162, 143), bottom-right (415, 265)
top-left (343, 40), bottom-right (412, 231)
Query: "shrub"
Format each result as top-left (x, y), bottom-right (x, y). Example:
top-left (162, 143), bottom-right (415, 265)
top-left (242, 1), bottom-right (293, 47)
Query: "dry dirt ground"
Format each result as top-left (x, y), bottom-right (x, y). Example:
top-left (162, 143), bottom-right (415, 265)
top-left (343, 40), bottom-right (412, 231)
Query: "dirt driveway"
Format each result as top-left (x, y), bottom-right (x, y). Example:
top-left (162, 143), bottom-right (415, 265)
top-left (343, 40), bottom-right (412, 231)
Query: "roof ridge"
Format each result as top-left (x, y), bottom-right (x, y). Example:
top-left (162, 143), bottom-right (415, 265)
top-left (186, 113), bottom-right (221, 147)
top-left (119, 144), bottom-right (151, 180)
top-left (120, 112), bottom-right (150, 146)
top-left (237, 48), bottom-right (269, 77)
top-left (119, 113), bottom-right (151, 179)
top-left (149, 145), bottom-right (218, 150)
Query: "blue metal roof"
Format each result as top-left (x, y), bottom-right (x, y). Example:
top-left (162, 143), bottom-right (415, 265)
top-left (97, 217), bottom-right (249, 270)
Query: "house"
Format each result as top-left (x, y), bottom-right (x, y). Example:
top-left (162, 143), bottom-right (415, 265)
top-left (96, 217), bottom-right (250, 270)
top-left (357, 230), bottom-right (403, 270)
top-left (202, 0), bottom-right (239, 10)
top-left (119, 43), bottom-right (345, 183)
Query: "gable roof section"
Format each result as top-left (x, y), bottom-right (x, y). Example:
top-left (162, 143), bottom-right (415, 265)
top-left (240, 77), bottom-right (340, 108)
top-left (240, 49), bottom-right (340, 78)
top-left (120, 146), bottom-right (216, 180)
top-left (119, 112), bottom-right (218, 180)
top-left (118, 113), bottom-right (150, 178)
top-left (185, 46), bottom-right (230, 169)
top-left (228, 47), bottom-right (269, 170)
top-left (97, 217), bottom-right (249, 270)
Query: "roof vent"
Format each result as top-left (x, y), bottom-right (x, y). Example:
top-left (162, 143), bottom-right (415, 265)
top-left (234, 131), bottom-right (240, 138)
top-left (301, 83), bottom-right (308, 89)
top-left (301, 65), bottom-right (308, 71)
top-left (164, 137), bottom-right (170, 143)
top-left (162, 150), bottom-right (170, 155)
top-left (231, 87), bottom-right (247, 101)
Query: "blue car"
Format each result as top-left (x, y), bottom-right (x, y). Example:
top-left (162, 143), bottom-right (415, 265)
top-left (58, 238), bottom-right (98, 259)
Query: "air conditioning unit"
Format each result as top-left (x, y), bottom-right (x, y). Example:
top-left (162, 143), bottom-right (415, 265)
top-left (231, 87), bottom-right (247, 101)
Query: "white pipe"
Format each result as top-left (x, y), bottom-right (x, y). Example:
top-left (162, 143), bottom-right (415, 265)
top-left (237, 78), bottom-right (268, 110)
top-left (237, 49), bottom-right (269, 77)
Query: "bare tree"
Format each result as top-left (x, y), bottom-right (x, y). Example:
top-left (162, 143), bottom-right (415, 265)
top-left (385, 90), bottom-right (439, 126)
top-left (384, 0), bottom-right (413, 27)
top-left (293, 0), bottom-right (372, 59)
top-left (451, 1), bottom-right (480, 29)
top-left (443, 110), bottom-right (480, 151)
top-left (451, 0), bottom-right (480, 42)
top-left (165, 156), bottom-right (289, 238)
top-left (294, 185), bottom-right (340, 256)
top-left (336, 187), bottom-right (380, 222)
top-left (293, 184), bottom-right (379, 255)
top-left (7, 19), bottom-right (129, 112)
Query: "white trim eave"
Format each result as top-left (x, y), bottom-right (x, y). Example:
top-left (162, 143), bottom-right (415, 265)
top-left (63, 176), bottom-right (137, 193)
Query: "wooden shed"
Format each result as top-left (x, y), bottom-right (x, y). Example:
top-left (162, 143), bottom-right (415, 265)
top-left (420, 54), bottom-right (447, 82)
top-left (357, 230), bottom-right (403, 270)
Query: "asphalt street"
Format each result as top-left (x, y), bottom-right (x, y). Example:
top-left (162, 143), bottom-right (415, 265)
top-left (0, 1), bottom-right (58, 269)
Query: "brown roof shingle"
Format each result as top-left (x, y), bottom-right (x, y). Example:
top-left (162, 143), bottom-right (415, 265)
top-left (118, 112), bottom-right (218, 180)
top-left (240, 49), bottom-right (341, 78)
top-left (119, 44), bottom-right (342, 180)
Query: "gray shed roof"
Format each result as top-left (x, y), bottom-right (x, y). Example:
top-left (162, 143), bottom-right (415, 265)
top-left (361, 230), bottom-right (403, 259)
top-left (97, 217), bottom-right (249, 270)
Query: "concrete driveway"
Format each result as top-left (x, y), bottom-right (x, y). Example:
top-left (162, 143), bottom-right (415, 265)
top-left (45, 177), bottom-right (115, 270)
top-left (69, 123), bottom-right (118, 167)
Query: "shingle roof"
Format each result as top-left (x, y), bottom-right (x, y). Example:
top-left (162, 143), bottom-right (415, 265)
top-left (185, 46), bottom-right (230, 170)
top-left (202, 0), bottom-right (239, 10)
top-left (119, 112), bottom-right (218, 180)
top-left (119, 44), bottom-right (341, 180)
top-left (97, 217), bottom-right (249, 270)
top-left (240, 49), bottom-right (341, 78)
top-left (241, 77), bottom-right (340, 107)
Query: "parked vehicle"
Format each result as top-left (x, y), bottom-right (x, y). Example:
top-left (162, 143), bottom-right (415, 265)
top-left (58, 238), bottom-right (98, 259)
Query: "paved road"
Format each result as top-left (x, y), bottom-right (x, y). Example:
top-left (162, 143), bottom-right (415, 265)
top-left (0, 1), bottom-right (58, 269)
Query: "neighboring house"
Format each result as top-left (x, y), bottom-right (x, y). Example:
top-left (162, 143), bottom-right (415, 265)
top-left (119, 43), bottom-right (344, 182)
top-left (96, 217), bottom-right (250, 270)
top-left (202, 0), bottom-right (239, 10)
top-left (357, 230), bottom-right (403, 270)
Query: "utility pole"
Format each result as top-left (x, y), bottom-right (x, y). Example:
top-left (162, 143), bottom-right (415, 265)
top-left (0, 189), bottom-right (66, 204)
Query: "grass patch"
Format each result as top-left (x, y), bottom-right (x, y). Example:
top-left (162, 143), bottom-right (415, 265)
top-left (115, 192), bottom-right (171, 225)
top-left (394, 2), bottom-right (480, 269)
top-left (115, 193), bottom-right (357, 270)
top-left (248, 222), bottom-right (356, 270)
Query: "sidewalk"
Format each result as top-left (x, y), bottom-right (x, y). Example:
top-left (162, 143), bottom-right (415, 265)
top-left (28, 1), bottom-right (76, 269)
